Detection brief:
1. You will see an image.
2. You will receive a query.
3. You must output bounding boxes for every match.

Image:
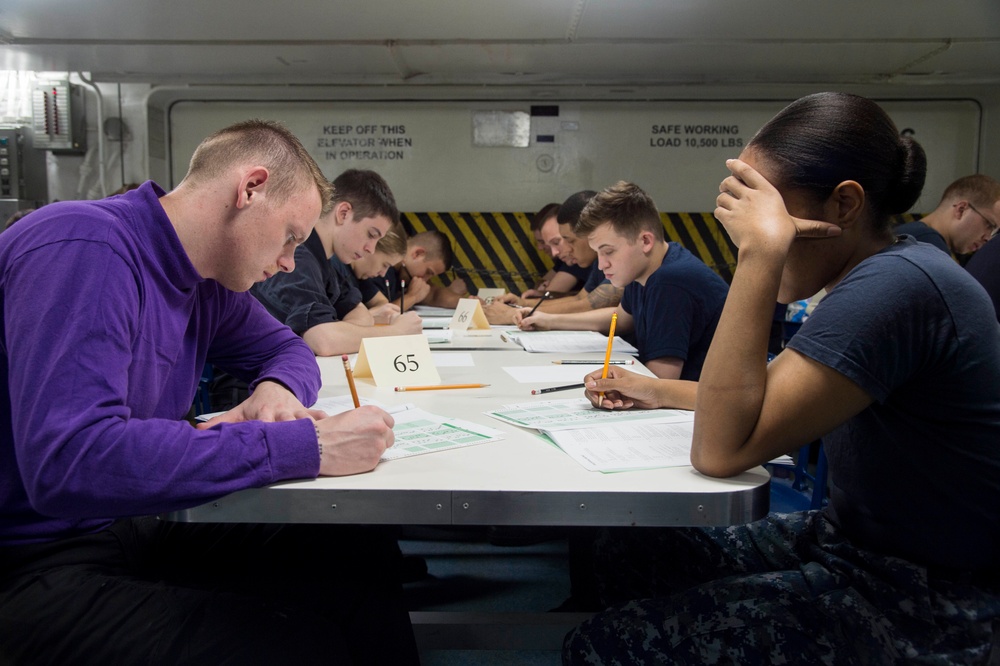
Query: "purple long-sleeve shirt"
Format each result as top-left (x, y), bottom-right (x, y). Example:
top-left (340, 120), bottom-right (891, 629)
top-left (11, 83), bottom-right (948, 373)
top-left (0, 182), bottom-right (322, 546)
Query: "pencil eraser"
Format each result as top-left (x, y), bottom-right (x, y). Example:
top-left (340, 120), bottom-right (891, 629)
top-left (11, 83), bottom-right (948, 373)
top-left (341, 354), bottom-right (349, 361)
top-left (530, 389), bottom-right (540, 395)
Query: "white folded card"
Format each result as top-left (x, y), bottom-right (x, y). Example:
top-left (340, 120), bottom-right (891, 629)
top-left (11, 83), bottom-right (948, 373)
top-left (353, 334), bottom-right (441, 387)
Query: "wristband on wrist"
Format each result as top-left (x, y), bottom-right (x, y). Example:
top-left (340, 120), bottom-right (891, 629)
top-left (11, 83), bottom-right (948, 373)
top-left (315, 423), bottom-right (322, 460)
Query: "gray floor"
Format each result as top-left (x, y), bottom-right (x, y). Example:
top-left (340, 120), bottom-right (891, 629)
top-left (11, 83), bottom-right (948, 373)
top-left (401, 530), bottom-right (572, 665)
top-left (399, 474), bottom-right (817, 665)
top-left (418, 648), bottom-right (561, 666)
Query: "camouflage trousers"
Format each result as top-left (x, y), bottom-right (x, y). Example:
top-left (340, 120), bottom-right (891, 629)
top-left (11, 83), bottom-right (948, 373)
top-left (563, 511), bottom-right (999, 665)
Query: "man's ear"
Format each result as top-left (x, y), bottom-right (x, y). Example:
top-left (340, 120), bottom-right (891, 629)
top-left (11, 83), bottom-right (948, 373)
top-left (831, 180), bottom-right (866, 228)
top-left (952, 200), bottom-right (970, 221)
top-left (639, 230), bottom-right (656, 253)
top-left (334, 201), bottom-right (353, 225)
top-left (235, 167), bottom-right (270, 210)
top-left (410, 246), bottom-right (426, 260)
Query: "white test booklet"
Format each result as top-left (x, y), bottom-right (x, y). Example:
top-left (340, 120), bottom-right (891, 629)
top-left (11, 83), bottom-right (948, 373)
top-left (487, 398), bottom-right (690, 431)
top-left (421, 317), bottom-right (454, 330)
top-left (415, 301), bottom-right (457, 328)
top-left (486, 398), bottom-right (695, 473)
top-left (412, 305), bottom-right (458, 317)
top-left (424, 329), bottom-right (452, 344)
top-left (542, 421), bottom-right (696, 473)
top-left (312, 396), bottom-right (504, 461)
top-left (501, 330), bottom-right (638, 355)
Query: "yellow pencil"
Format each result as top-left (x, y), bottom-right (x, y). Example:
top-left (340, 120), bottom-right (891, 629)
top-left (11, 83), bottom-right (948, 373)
top-left (598, 312), bottom-right (618, 402)
top-left (342, 354), bottom-right (360, 408)
top-left (395, 384), bottom-right (491, 392)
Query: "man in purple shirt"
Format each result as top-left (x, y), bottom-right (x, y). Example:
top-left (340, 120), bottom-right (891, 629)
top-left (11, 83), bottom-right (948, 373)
top-left (0, 120), bottom-right (418, 664)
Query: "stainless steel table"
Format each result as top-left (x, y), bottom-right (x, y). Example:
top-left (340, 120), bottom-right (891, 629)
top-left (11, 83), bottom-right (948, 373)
top-left (163, 346), bottom-right (770, 653)
top-left (165, 349), bottom-right (769, 527)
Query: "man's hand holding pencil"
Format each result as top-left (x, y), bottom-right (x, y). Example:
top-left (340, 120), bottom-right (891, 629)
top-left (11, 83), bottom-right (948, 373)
top-left (311, 354), bottom-right (395, 477)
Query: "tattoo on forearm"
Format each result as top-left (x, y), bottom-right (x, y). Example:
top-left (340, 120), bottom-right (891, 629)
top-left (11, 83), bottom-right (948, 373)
top-left (587, 285), bottom-right (624, 309)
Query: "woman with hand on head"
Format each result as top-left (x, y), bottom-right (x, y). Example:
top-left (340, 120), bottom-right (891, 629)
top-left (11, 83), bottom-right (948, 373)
top-left (564, 92), bottom-right (1000, 665)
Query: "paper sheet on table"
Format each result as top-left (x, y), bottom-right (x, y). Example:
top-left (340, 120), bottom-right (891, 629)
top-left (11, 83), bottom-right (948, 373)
top-left (384, 406), bottom-right (505, 460)
top-left (487, 398), bottom-right (693, 431)
top-left (414, 305), bottom-right (458, 317)
top-left (310, 397), bottom-right (503, 461)
top-left (432, 352), bottom-right (475, 367)
top-left (424, 329), bottom-right (452, 344)
top-left (421, 317), bottom-right (453, 330)
top-left (541, 421), bottom-right (695, 472)
top-left (501, 330), bottom-right (638, 354)
top-left (502, 365), bottom-right (595, 383)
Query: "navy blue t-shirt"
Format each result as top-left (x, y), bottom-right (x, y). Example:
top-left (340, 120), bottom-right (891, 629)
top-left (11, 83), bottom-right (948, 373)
top-left (356, 264), bottom-right (401, 304)
top-left (358, 276), bottom-right (383, 303)
top-left (894, 219), bottom-right (949, 254)
top-left (619, 243), bottom-right (728, 380)
top-left (582, 261), bottom-right (608, 293)
top-left (965, 237), bottom-right (1000, 322)
top-left (787, 237), bottom-right (1000, 570)
top-left (551, 258), bottom-right (590, 291)
top-left (325, 254), bottom-right (389, 305)
top-left (328, 255), bottom-right (371, 301)
top-left (251, 231), bottom-right (362, 336)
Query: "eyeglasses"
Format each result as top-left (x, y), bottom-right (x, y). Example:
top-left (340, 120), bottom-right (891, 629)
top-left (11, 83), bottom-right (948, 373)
top-left (967, 203), bottom-right (999, 239)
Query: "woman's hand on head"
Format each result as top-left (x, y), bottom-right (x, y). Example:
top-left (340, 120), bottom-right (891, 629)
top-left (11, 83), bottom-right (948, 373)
top-left (716, 158), bottom-right (841, 253)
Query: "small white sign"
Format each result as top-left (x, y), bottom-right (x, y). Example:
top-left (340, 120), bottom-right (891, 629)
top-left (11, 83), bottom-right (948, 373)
top-left (353, 334), bottom-right (441, 387)
top-left (449, 298), bottom-right (491, 334)
top-left (477, 288), bottom-right (506, 304)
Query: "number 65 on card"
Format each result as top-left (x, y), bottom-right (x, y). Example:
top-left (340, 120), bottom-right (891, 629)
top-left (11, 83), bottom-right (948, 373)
top-left (353, 334), bottom-right (441, 387)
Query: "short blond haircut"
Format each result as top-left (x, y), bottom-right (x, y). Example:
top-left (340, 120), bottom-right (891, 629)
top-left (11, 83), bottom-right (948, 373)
top-left (377, 222), bottom-right (408, 255)
top-left (184, 119), bottom-right (333, 214)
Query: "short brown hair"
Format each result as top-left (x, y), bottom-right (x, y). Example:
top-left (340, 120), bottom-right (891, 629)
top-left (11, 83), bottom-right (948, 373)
top-left (409, 229), bottom-right (455, 269)
top-left (331, 169), bottom-right (400, 225)
top-left (941, 174), bottom-right (1000, 211)
top-left (185, 119), bottom-right (333, 213)
top-left (530, 203), bottom-right (560, 231)
top-left (577, 181), bottom-right (664, 241)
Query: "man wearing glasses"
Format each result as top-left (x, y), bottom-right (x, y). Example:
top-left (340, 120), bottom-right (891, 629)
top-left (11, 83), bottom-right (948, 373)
top-left (894, 174), bottom-right (1000, 256)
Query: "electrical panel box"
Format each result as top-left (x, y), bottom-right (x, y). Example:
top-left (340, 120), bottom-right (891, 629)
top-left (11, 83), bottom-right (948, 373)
top-left (31, 81), bottom-right (87, 153)
top-left (0, 126), bottom-right (49, 224)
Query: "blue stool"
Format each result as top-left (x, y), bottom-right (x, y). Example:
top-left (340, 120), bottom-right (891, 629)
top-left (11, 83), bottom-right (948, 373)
top-left (193, 363), bottom-right (214, 416)
top-left (766, 441), bottom-right (828, 512)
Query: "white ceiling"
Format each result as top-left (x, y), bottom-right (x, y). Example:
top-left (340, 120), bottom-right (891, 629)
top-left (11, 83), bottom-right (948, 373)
top-left (1, 0), bottom-right (999, 88)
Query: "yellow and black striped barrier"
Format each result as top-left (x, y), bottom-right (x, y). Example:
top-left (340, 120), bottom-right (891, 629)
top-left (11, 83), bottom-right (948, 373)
top-left (399, 211), bottom-right (922, 293)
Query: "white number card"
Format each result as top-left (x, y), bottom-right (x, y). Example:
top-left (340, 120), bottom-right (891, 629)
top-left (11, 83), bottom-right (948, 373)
top-left (450, 298), bottom-right (491, 334)
top-left (476, 287), bottom-right (505, 304)
top-left (353, 334), bottom-right (441, 387)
